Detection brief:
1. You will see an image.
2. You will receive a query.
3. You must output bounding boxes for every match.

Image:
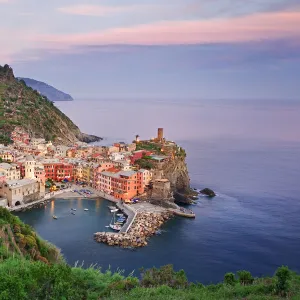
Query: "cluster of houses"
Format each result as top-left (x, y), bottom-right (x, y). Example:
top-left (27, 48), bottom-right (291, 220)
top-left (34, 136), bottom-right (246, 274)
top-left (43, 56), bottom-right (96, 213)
top-left (0, 127), bottom-right (175, 208)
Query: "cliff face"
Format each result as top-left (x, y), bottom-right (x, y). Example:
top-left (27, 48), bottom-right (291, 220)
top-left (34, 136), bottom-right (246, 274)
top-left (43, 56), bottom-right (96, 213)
top-left (162, 157), bottom-right (190, 193)
top-left (0, 64), bottom-right (101, 145)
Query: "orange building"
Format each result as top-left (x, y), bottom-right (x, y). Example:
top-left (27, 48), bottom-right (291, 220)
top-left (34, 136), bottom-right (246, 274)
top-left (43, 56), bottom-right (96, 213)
top-left (112, 171), bottom-right (139, 201)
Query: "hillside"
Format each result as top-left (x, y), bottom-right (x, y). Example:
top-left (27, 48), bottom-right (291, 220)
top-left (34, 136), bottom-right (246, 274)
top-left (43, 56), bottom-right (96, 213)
top-left (17, 77), bottom-right (74, 102)
top-left (0, 64), bottom-right (100, 145)
top-left (0, 207), bottom-right (300, 299)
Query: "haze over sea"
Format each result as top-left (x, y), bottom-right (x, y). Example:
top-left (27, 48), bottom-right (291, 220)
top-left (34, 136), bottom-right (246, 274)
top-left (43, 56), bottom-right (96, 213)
top-left (18, 99), bottom-right (300, 284)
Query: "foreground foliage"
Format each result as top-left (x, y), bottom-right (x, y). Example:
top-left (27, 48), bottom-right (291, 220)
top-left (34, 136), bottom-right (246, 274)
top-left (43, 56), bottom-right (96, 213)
top-left (1, 207), bottom-right (300, 299)
top-left (0, 258), bottom-right (299, 300)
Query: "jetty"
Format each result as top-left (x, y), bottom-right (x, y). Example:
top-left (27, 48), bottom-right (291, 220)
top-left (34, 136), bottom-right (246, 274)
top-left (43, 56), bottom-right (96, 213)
top-left (94, 211), bottom-right (171, 248)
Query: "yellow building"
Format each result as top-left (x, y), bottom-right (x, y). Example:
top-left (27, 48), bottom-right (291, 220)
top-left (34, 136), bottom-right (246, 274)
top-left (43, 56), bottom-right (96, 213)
top-left (73, 164), bottom-right (84, 181)
top-left (0, 151), bottom-right (13, 162)
top-left (0, 163), bottom-right (20, 181)
top-left (82, 164), bottom-right (91, 185)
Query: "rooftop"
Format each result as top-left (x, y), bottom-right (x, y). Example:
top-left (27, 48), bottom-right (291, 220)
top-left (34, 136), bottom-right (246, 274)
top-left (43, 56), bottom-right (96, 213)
top-left (0, 163), bottom-right (14, 170)
top-left (5, 178), bottom-right (37, 188)
top-left (119, 170), bottom-right (136, 177)
top-left (150, 155), bottom-right (168, 161)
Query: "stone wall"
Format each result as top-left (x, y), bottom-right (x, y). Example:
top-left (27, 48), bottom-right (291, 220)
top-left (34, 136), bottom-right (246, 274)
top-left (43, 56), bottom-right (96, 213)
top-left (23, 191), bottom-right (41, 204)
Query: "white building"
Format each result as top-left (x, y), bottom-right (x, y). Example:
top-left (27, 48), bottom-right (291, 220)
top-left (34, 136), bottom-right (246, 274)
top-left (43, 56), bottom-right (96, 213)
top-left (138, 169), bottom-right (152, 186)
top-left (30, 138), bottom-right (46, 147)
top-left (0, 178), bottom-right (41, 207)
top-left (24, 155), bottom-right (35, 179)
top-left (110, 152), bottom-right (125, 161)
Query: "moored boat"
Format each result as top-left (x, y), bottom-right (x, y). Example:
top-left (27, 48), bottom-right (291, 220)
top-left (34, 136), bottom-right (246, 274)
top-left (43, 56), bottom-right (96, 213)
top-left (109, 224), bottom-right (122, 231)
top-left (53, 215), bottom-right (58, 219)
top-left (84, 208), bottom-right (89, 211)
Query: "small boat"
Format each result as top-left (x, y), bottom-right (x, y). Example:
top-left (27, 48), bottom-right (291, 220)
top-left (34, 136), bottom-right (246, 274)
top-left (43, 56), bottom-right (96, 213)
top-left (105, 225), bottom-right (110, 228)
top-left (109, 213), bottom-right (122, 231)
top-left (71, 212), bottom-right (76, 215)
top-left (71, 208), bottom-right (77, 211)
top-left (84, 208), bottom-right (89, 211)
top-left (116, 213), bottom-right (125, 217)
top-left (53, 215), bottom-right (58, 219)
top-left (117, 218), bottom-right (126, 222)
top-left (109, 224), bottom-right (122, 231)
top-left (110, 208), bottom-right (119, 213)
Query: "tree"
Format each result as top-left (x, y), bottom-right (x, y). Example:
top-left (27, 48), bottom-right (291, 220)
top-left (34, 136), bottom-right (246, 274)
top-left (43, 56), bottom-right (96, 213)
top-left (224, 272), bottom-right (236, 286)
top-left (237, 270), bottom-right (254, 285)
top-left (275, 266), bottom-right (291, 295)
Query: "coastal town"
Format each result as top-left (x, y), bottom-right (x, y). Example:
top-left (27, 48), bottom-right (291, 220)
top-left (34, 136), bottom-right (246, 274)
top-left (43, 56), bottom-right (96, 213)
top-left (0, 127), bottom-right (197, 247)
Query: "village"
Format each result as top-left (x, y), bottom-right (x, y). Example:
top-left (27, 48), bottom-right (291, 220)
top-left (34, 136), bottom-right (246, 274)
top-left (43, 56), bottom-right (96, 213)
top-left (0, 127), bottom-right (196, 247)
top-left (0, 127), bottom-right (187, 207)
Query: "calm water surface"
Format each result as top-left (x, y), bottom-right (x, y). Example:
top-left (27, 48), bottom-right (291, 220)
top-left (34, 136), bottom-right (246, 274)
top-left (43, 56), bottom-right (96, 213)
top-left (16, 99), bottom-right (300, 283)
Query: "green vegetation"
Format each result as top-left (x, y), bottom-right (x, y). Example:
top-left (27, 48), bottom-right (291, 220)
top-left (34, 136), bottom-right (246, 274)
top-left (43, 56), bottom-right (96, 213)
top-left (176, 147), bottom-right (186, 158)
top-left (136, 142), bottom-right (162, 153)
top-left (1, 208), bottom-right (300, 299)
top-left (0, 207), bottom-right (62, 264)
top-left (135, 159), bottom-right (154, 170)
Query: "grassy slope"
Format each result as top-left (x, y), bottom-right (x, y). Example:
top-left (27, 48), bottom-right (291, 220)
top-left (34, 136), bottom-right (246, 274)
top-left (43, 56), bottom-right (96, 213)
top-left (0, 210), bottom-right (300, 299)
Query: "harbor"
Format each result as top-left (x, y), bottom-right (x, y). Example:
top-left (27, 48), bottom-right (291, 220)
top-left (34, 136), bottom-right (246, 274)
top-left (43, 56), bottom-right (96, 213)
top-left (10, 184), bottom-right (196, 248)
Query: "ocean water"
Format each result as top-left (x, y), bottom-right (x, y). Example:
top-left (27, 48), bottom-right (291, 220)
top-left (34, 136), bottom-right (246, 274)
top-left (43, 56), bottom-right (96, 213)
top-left (16, 99), bottom-right (300, 283)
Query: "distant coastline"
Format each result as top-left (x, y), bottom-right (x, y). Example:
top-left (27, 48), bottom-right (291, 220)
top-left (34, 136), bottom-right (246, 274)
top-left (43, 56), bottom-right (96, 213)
top-left (17, 77), bottom-right (74, 102)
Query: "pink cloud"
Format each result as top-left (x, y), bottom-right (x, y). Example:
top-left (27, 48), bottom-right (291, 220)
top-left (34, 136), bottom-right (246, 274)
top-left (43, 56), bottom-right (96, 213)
top-left (37, 11), bottom-right (300, 47)
top-left (57, 4), bottom-right (151, 16)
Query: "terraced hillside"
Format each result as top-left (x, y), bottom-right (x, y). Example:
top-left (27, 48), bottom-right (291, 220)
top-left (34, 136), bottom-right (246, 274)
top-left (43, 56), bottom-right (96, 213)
top-left (0, 64), bottom-right (100, 145)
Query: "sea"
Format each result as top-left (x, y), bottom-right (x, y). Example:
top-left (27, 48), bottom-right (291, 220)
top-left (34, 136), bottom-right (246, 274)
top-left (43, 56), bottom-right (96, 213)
top-left (15, 99), bottom-right (300, 284)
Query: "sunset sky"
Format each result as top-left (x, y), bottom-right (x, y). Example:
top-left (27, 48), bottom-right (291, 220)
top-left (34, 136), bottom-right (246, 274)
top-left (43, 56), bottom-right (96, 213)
top-left (1, 0), bottom-right (299, 99)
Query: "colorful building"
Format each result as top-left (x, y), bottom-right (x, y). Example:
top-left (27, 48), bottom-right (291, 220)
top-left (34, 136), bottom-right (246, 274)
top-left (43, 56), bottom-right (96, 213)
top-left (43, 162), bottom-right (73, 181)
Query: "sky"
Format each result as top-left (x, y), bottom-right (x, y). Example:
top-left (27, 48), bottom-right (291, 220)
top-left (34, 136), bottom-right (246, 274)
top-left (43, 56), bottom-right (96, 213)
top-left (0, 0), bottom-right (300, 99)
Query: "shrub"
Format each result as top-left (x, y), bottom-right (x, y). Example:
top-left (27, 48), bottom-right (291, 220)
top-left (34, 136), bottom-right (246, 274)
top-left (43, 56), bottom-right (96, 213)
top-left (275, 266), bottom-right (291, 295)
top-left (140, 265), bottom-right (188, 289)
top-left (24, 235), bottom-right (37, 249)
top-left (224, 272), bottom-right (236, 285)
top-left (237, 270), bottom-right (254, 285)
top-left (13, 224), bottom-right (21, 233)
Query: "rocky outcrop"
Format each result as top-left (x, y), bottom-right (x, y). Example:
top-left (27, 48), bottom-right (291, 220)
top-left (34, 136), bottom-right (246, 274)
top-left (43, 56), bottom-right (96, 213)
top-left (0, 64), bottom-right (101, 145)
top-left (162, 157), bottom-right (190, 193)
top-left (200, 188), bottom-right (216, 197)
top-left (160, 157), bottom-right (196, 204)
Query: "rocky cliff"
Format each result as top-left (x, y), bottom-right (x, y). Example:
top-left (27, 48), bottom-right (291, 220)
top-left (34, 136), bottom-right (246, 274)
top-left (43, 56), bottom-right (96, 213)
top-left (161, 156), bottom-right (196, 204)
top-left (162, 157), bottom-right (190, 193)
top-left (0, 64), bottom-right (101, 145)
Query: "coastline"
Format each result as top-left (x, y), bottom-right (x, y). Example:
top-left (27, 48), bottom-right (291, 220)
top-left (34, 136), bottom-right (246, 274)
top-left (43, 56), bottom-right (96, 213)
top-left (10, 186), bottom-right (195, 248)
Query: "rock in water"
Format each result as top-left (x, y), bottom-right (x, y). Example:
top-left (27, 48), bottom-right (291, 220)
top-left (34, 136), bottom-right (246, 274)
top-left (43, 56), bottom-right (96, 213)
top-left (200, 188), bottom-right (216, 197)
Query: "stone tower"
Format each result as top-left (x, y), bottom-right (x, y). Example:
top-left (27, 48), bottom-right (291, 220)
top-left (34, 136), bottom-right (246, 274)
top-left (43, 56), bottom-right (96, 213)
top-left (157, 128), bottom-right (164, 142)
top-left (24, 155), bottom-right (35, 179)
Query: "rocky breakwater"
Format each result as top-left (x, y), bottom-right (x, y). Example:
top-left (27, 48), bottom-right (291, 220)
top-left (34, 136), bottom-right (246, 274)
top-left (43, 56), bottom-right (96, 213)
top-left (94, 211), bottom-right (172, 248)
